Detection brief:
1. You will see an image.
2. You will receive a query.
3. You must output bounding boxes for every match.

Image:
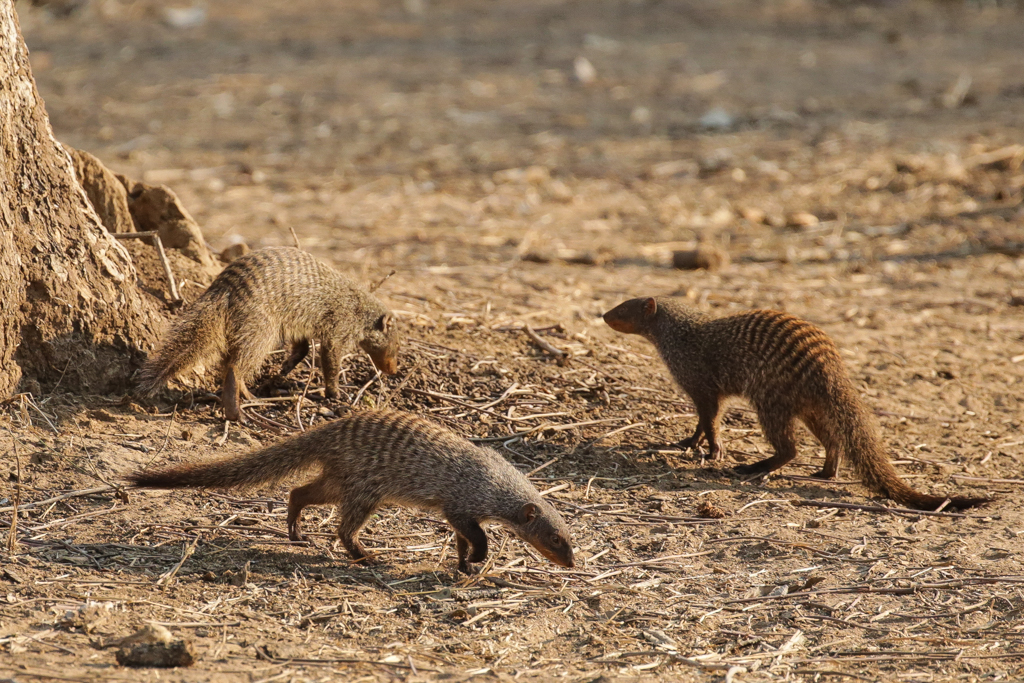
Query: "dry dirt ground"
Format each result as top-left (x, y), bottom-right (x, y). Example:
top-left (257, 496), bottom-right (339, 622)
top-left (5, 0), bottom-right (1024, 680)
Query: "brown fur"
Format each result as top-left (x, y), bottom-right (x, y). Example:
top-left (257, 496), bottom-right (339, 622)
top-left (603, 297), bottom-right (991, 511)
top-left (139, 247), bottom-right (401, 421)
top-left (127, 411), bottom-right (575, 574)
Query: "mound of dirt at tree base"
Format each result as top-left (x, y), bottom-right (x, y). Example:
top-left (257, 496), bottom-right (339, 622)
top-left (68, 145), bottom-right (222, 309)
top-left (118, 237), bottom-right (221, 309)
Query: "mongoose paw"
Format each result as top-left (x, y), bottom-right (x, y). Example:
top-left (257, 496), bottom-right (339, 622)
top-left (677, 436), bottom-right (699, 451)
top-left (223, 402), bottom-right (256, 424)
top-left (708, 443), bottom-right (725, 461)
top-left (732, 462), bottom-right (770, 477)
top-left (344, 544), bottom-right (379, 567)
top-left (458, 561), bottom-right (480, 576)
top-left (254, 377), bottom-right (289, 397)
top-left (807, 469), bottom-right (837, 481)
top-left (352, 555), bottom-right (380, 568)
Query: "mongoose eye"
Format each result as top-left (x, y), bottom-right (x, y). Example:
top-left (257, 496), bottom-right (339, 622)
top-left (550, 534), bottom-right (563, 546)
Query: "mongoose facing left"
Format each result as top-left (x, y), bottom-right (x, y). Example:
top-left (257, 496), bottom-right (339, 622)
top-left (127, 411), bottom-right (575, 575)
top-left (603, 297), bottom-right (991, 511)
top-left (139, 247), bottom-right (400, 421)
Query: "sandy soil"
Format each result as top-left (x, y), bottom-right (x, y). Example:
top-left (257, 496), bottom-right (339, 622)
top-left (4, 0), bottom-right (1024, 680)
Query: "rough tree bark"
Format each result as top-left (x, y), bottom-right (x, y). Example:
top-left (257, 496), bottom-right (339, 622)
top-left (0, 1), bottom-right (162, 397)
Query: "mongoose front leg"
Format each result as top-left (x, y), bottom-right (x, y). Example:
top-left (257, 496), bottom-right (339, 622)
top-left (703, 422), bottom-right (725, 461)
top-left (682, 394), bottom-right (725, 460)
top-left (286, 479), bottom-right (332, 542)
top-left (319, 340), bottom-right (342, 400)
top-left (678, 423), bottom-right (705, 452)
top-left (222, 365), bottom-right (244, 422)
top-left (278, 339), bottom-right (311, 378)
top-left (449, 516), bottom-right (488, 575)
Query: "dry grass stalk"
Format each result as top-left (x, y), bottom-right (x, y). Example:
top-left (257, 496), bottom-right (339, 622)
top-left (4, 427), bottom-right (20, 554)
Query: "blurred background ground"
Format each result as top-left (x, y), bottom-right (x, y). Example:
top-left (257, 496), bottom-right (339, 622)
top-left (3, 0), bottom-right (1024, 680)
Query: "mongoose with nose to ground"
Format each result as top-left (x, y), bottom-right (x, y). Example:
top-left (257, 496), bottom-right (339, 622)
top-left (603, 297), bottom-right (991, 511)
top-left (139, 247), bottom-right (401, 421)
top-left (127, 411), bottom-right (575, 574)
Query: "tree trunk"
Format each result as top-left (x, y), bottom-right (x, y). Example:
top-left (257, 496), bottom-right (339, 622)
top-left (0, 0), bottom-right (162, 397)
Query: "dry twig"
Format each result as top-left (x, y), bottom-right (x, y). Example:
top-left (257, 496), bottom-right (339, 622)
top-left (0, 485), bottom-right (118, 515)
top-left (790, 499), bottom-right (970, 518)
top-left (523, 324), bottom-right (570, 365)
top-left (113, 231), bottom-right (181, 302)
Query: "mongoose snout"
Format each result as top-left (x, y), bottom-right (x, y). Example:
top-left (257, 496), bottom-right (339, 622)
top-left (513, 502), bottom-right (575, 568)
top-left (603, 297), bottom-right (654, 334)
top-left (359, 314), bottom-right (400, 375)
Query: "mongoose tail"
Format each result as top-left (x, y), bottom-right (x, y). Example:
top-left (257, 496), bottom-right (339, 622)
top-left (126, 439), bottom-right (318, 491)
top-left (603, 297), bottom-right (992, 512)
top-left (837, 406), bottom-right (991, 511)
top-left (138, 295), bottom-right (228, 397)
top-left (128, 412), bottom-right (574, 575)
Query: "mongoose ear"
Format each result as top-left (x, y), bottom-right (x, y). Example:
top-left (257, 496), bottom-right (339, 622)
top-left (642, 298), bottom-right (657, 318)
top-left (378, 314), bottom-right (390, 333)
top-left (519, 503), bottom-right (539, 523)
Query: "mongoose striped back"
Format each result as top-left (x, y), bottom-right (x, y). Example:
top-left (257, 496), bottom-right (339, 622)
top-left (604, 297), bottom-right (991, 511)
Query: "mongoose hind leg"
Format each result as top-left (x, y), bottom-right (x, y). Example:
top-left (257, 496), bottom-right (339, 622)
top-left (734, 407), bottom-right (798, 476)
top-left (335, 498), bottom-right (379, 566)
top-left (286, 478), bottom-right (334, 542)
top-left (808, 464), bottom-right (839, 480)
top-left (278, 339), bottom-right (311, 379)
top-left (801, 412), bottom-right (840, 480)
top-left (448, 515), bottom-right (488, 575)
top-left (254, 340), bottom-right (310, 397)
top-left (221, 327), bottom-right (277, 420)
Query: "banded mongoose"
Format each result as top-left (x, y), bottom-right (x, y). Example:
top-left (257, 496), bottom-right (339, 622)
top-left (603, 297), bottom-right (991, 511)
top-left (140, 247), bottom-right (401, 421)
top-left (127, 411), bottom-right (575, 574)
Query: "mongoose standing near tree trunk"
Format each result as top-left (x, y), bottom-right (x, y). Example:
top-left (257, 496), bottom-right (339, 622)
top-left (127, 411), bottom-right (575, 575)
top-left (139, 247), bottom-right (401, 421)
top-left (603, 297), bottom-right (991, 511)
